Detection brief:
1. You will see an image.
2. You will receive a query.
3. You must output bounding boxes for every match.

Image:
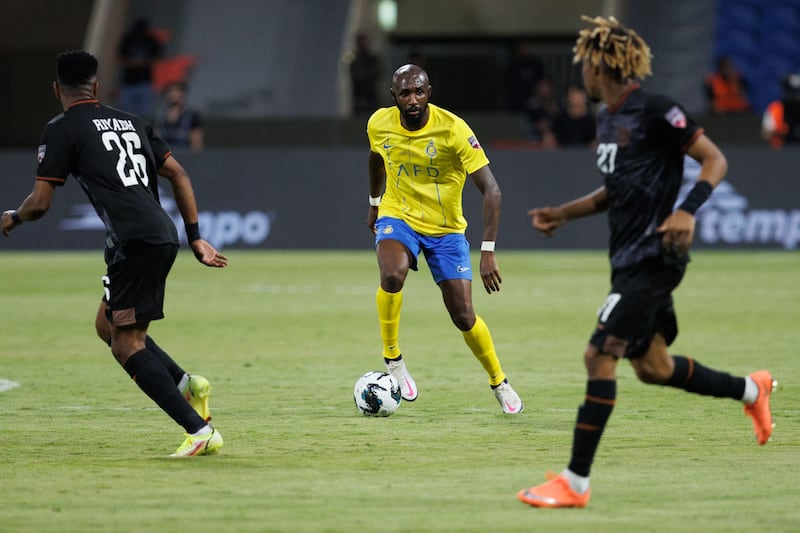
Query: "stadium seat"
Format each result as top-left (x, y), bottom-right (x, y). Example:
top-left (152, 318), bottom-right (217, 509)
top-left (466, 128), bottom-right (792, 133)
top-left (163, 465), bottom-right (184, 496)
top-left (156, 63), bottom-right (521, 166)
top-left (760, 30), bottom-right (800, 60)
top-left (715, 1), bottom-right (761, 31)
top-left (760, 55), bottom-right (796, 79)
top-left (152, 55), bottom-right (200, 92)
top-left (761, 5), bottom-right (800, 31)
top-left (713, 28), bottom-right (758, 60)
top-left (731, 56), bottom-right (760, 89)
top-left (754, 57), bottom-right (796, 111)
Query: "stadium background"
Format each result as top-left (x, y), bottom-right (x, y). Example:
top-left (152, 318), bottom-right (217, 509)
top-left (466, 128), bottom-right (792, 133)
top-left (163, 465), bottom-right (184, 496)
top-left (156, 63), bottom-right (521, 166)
top-left (1, 0), bottom-right (797, 250)
top-left (0, 6), bottom-right (797, 530)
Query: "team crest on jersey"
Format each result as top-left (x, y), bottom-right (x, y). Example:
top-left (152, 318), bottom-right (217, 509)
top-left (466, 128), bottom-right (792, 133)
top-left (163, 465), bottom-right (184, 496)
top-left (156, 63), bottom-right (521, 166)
top-left (37, 144), bottom-right (46, 164)
top-left (467, 135), bottom-right (481, 149)
top-left (665, 105), bottom-right (687, 128)
top-left (425, 140), bottom-right (437, 158)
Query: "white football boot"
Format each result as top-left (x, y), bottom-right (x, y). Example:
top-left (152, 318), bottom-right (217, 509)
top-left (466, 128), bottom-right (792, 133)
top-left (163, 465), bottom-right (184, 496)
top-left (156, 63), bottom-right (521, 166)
top-left (385, 357), bottom-right (418, 401)
top-left (494, 380), bottom-right (523, 414)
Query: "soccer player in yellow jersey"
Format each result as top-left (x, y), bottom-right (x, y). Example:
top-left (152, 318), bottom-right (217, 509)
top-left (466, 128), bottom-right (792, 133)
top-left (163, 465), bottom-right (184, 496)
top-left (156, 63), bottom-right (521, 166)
top-left (365, 64), bottom-right (523, 414)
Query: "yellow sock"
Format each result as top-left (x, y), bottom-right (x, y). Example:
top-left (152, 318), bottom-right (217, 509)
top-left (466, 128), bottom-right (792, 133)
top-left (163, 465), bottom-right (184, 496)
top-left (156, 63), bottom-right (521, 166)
top-left (463, 315), bottom-right (506, 386)
top-left (376, 287), bottom-right (402, 359)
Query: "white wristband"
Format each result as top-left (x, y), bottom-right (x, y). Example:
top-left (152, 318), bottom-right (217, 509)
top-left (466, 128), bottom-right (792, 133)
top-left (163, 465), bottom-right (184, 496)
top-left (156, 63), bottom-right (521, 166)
top-left (369, 195), bottom-right (382, 207)
top-left (480, 241), bottom-right (496, 252)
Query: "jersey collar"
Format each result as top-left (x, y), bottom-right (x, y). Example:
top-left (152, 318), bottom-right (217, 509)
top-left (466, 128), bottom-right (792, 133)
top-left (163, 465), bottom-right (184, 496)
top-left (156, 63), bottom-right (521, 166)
top-left (67, 99), bottom-right (100, 109)
top-left (608, 83), bottom-right (640, 114)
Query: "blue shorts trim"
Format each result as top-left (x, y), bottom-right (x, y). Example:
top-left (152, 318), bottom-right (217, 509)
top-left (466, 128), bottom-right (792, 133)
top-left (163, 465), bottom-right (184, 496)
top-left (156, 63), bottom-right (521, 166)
top-left (374, 217), bottom-right (472, 284)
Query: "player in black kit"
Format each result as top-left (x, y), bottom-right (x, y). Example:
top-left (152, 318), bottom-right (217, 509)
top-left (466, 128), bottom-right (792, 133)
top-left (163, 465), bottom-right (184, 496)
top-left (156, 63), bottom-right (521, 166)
top-left (1, 50), bottom-right (227, 456)
top-left (517, 17), bottom-right (776, 508)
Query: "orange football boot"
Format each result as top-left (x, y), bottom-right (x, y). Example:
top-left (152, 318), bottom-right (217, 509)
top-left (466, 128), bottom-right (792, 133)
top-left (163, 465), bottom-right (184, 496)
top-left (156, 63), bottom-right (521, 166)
top-left (518, 472), bottom-right (591, 508)
top-left (743, 370), bottom-right (776, 445)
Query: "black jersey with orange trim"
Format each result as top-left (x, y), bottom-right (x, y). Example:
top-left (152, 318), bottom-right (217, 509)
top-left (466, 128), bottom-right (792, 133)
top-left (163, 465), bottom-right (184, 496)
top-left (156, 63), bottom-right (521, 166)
top-left (36, 100), bottom-right (178, 262)
top-left (594, 85), bottom-right (702, 269)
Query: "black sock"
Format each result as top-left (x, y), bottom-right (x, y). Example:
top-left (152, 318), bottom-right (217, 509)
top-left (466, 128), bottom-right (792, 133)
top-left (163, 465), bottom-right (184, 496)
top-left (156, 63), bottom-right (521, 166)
top-left (123, 349), bottom-right (205, 434)
top-left (666, 356), bottom-right (745, 399)
top-left (146, 336), bottom-right (186, 385)
top-left (568, 380), bottom-right (616, 477)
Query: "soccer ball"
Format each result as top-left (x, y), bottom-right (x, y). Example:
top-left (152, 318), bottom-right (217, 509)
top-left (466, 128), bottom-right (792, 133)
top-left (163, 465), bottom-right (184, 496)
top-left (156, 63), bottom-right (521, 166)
top-left (354, 371), bottom-right (401, 416)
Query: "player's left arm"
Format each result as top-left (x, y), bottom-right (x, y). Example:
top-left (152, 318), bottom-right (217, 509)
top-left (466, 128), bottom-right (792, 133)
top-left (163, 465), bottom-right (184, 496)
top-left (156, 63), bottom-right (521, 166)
top-left (158, 155), bottom-right (227, 268)
top-left (658, 134), bottom-right (728, 255)
top-left (470, 164), bottom-right (502, 294)
top-left (2, 179), bottom-right (56, 237)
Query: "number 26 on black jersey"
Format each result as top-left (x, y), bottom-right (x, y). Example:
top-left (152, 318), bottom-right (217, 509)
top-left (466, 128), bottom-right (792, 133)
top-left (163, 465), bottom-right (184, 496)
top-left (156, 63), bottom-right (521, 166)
top-left (101, 131), bottom-right (150, 187)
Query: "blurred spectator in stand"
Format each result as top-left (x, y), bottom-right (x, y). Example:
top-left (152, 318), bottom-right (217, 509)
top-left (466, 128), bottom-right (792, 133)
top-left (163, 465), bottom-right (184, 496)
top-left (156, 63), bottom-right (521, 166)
top-left (525, 78), bottom-right (560, 147)
top-left (762, 73), bottom-right (800, 149)
top-left (505, 41), bottom-right (545, 111)
top-left (704, 56), bottom-right (751, 114)
top-left (117, 18), bottom-right (162, 119)
top-left (349, 32), bottom-right (381, 115)
top-left (551, 82), bottom-right (597, 148)
top-left (154, 82), bottom-right (204, 153)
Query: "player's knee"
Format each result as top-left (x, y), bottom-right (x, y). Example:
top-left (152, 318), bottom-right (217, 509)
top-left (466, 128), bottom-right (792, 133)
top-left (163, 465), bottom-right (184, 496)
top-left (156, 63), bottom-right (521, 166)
top-left (583, 345), bottom-right (618, 379)
top-left (380, 271), bottom-right (406, 292)
top-left (633, 339), bottom-right (673, 384)
top-left (633, 362), bottom-right (670, 384)
top-left (450, 309), bottom-right (475, 331)
top-left (110, 344), bottom-right (127, 366)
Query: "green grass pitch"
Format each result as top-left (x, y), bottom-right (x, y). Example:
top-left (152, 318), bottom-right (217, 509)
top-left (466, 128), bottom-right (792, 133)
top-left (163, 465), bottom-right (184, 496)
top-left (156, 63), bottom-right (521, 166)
top-left (1, 250), bottom-right (798, 532)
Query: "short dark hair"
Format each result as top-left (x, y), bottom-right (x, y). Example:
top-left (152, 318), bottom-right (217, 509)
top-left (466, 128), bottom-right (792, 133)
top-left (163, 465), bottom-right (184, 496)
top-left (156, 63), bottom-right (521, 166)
top-left (56, 50), bottom-right (98, 88)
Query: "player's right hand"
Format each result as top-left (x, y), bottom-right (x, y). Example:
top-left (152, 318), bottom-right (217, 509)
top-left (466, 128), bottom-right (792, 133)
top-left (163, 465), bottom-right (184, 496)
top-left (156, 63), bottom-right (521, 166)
top-left (1, 210), bottom-right (21, 237)
top-left (527, 207), bottom-right (566, 237)
top-left (190, 239), bottom-right (228, 268)
top-left (657, 209), bottom-right (696, 256)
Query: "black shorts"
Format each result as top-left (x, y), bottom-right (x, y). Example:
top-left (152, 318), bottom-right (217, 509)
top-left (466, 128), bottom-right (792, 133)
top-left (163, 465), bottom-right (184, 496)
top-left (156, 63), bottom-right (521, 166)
top-left (589, 255), bottom-right (687, 359)
top-left (102, 241), bottom-right (178, 326)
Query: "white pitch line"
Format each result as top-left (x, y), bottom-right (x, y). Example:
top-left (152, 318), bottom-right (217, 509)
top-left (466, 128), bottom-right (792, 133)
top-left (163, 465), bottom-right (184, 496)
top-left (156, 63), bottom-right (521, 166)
top-left (0, 378), bottom-right (21, 393)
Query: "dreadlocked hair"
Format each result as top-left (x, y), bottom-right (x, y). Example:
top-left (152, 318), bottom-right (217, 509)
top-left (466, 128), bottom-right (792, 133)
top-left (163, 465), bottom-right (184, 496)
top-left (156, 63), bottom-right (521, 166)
top-left (573, 15), bottom-right (652, 82)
